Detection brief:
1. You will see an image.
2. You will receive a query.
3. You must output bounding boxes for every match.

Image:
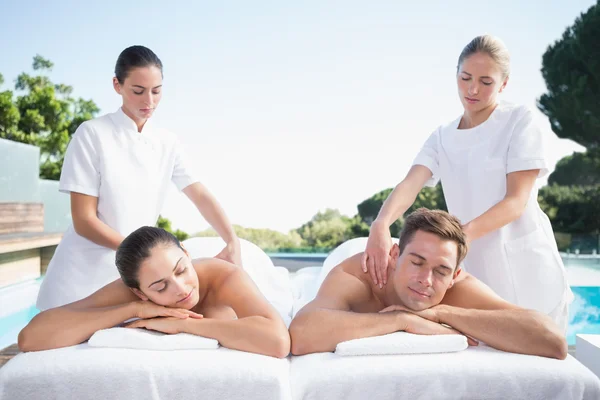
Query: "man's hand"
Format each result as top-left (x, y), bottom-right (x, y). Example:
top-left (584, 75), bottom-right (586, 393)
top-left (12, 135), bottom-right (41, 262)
top-left (380, 304), bottom-right (443, 324)
top-left (380, 305), bottom-right (478, 346)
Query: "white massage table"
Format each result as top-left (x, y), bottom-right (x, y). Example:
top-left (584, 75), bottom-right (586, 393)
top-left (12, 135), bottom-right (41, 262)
top-left (0, 238), bottom-right (295, 400)
top-left (1, 239), bottom-right (599, 400)
top-left (0, 345), bottom-right (292, 400)
top-left (290, 346), bottom-right (600, 400)
top-left (288, 262), bottom-right (600, 400)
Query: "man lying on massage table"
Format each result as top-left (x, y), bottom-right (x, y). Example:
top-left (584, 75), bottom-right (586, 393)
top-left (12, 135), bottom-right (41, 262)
top-left (290, 208), bottom-right (567, 359)
top-left (18, 226), bottom-right (290, 358)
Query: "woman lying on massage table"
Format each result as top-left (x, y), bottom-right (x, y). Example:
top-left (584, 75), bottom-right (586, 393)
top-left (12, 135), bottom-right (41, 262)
top-left (18, 226), bottom-right (291, 358)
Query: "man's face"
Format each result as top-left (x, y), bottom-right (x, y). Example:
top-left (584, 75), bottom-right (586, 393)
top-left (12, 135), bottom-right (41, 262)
top-left (390, 230), bottom-right (461, 311)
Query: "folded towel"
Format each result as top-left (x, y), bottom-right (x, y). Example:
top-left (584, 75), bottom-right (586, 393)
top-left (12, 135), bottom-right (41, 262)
top-left (88, 327), bottom-right (219, 350)
top-left (335, 332), bottom-right (468, 356)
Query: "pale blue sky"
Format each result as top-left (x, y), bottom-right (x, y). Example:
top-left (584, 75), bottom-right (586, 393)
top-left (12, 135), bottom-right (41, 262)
top-left (0, 1), bottom-right (593, 233)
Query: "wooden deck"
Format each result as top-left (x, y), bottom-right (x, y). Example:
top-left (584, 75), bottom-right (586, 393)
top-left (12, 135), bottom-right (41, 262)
top-left (0, 344), bottom-right (20, 368)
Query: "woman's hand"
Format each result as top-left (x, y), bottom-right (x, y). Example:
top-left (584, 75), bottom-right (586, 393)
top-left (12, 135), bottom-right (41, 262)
top-left (362, 221), bottom-right (393, 288)
top-left (133, 300), bottom-right (204, 320)
top-left (462, 222), bottom-right (474, 244)
top-left (214, 239), bottom-right (243, 267)
top-left (124, 317), bottom-right (193, 334)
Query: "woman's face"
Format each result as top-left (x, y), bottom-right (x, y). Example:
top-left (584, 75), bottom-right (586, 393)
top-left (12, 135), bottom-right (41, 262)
top-left (133, 244), bottom-right (200, 310)
top-left (457, 52), bottom-right (507, 113)
top-left (113, 65), bottom-right (163, 124)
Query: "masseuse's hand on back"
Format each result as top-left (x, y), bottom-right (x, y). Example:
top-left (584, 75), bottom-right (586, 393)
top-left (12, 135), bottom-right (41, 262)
top-left (362, 223), bottom-right (393, 288)
top-left (214, 240), bottom-right (243, 267)
top-left (362, 165), bottom-right (433, 288)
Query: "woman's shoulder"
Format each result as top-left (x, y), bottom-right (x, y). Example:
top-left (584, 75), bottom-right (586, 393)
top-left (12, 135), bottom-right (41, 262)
top-left (73, 112), bottom-right (115, 139)
top-left (68, 278), bottom-right (138, 309)
top-left (435, 116), bottom-right (461, 139)
top-left (495, 102), bottom-right (533, 122)
top-left (192, 257), bottom-right (239, 281)
top-left (439, 117), bottom-right (460, 133)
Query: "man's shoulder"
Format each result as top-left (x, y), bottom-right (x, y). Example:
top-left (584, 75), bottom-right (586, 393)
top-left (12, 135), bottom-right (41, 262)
top-left (319, 253), bottom-right (375, 301)
top-left (326, 253), bottom-right (370, 285)
top-left (441, 272), bottom-right (516, 310)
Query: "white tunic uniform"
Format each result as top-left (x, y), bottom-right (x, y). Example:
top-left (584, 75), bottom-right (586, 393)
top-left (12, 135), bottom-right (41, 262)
top-left (37, 108), bottom-right (198, 310)
top-left (412, 102), bottom-right (572, 324)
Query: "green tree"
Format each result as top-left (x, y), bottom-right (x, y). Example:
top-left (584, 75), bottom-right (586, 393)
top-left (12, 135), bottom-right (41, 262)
top-left (0, 55), bottom-right (100, 179)
top-left (357, 188), bottom-right (394, 226)
top-left (357, 184), bottom-right (447, 236)
top-left (347, 214), bottom-right (370, 238)
top-left (537, 1), bottom-right (600, 150)
top-left (538, 184), bottom-right (600, 234)
top-left (296, 209), bottom-right (359, 249)
top-left (537, 1), bottom-right (600, 185)
top-left (195, 225), bottom-right (304, 252)
top-left (156, 215), bottom-right (189, 241)
top-left (536, 0), bottom-right (600, 247)
top-left (407, 185), bottom-right (447, 214)
top-left (548, 148), bottom-right (600, 186)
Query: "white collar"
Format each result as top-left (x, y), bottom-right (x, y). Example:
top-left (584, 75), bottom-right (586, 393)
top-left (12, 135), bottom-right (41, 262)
top-left (111, 107), bottom-right (154, 134)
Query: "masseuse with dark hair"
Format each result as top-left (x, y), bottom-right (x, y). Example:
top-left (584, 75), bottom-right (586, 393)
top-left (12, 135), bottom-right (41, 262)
top-left (37, 46), bottom-right (241, 311)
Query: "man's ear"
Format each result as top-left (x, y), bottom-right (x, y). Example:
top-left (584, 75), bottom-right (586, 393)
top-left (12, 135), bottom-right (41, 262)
top-left (448, 265), bottom-right (462, 289)
top-left (131, 287), bottom-right (148, 301)
top-left (389, 243), bottom-right (400, 263)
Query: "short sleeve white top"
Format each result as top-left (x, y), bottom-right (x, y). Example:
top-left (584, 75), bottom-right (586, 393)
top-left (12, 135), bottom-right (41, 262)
top-left (412, 102), bottom-right (571, 315)
top-left (37, 108), bottom-right (199, 310)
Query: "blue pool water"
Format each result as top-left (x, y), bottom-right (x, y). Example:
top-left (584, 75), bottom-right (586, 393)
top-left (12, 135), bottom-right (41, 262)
top-left (567, 287), bottom-right (600, 345)
top-left (0, 306), bottom-right (39, 349)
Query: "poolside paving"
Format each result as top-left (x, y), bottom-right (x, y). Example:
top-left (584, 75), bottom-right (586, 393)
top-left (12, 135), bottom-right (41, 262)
top-left (0, 344), bottom-right (19, 368)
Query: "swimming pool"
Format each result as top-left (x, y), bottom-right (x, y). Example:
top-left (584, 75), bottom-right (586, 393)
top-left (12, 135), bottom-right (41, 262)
top-left (1, 257), bottom-right (599, 349)
top-left (0, 279), bottom-right (42, 349)
top-left (0, 306), bottom-right (39, 349)
top-left (567, 287), bottom-right (600, 344)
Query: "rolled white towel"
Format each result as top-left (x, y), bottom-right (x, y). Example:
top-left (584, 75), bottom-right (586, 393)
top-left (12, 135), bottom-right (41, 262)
top-left (88, 327), bottom-right (219, 351)
top-left (335, 331), bottom-right (468, 356)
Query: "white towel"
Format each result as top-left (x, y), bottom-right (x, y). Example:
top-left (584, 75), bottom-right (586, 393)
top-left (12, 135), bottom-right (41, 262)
top-left (335, 332), bottom-right (467, 356)
top-left (291, 347), bottom-right (600, 400)
top-left (0, 344), bottom-right (292, 400)
top-left (88, 327), bottom-right (219, 350)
